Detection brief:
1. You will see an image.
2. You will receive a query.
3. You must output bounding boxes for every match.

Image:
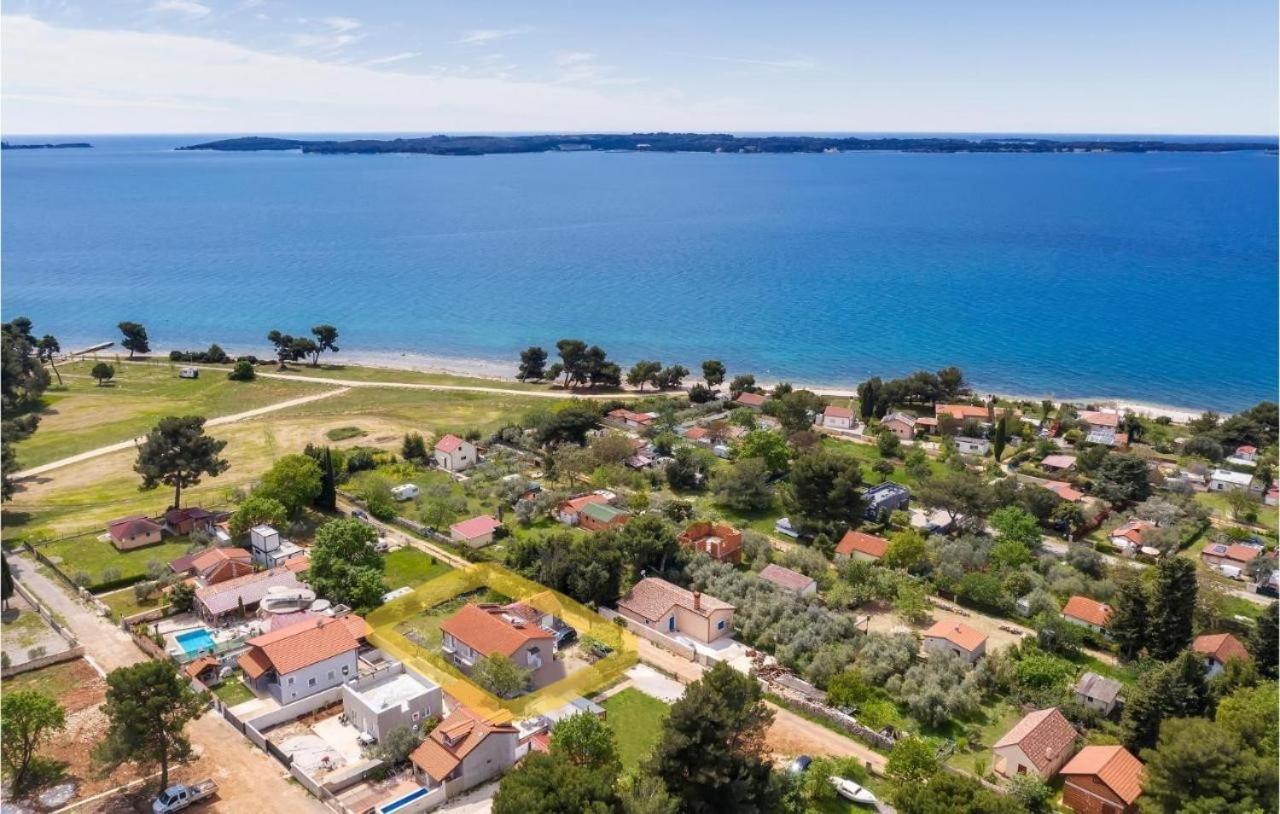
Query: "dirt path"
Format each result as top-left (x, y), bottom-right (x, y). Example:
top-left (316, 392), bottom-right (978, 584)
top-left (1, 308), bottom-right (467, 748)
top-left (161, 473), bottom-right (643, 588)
top-left (14, 387), bottom-right (349, 479)
top-left (634, 640), bottom-right (888, 771)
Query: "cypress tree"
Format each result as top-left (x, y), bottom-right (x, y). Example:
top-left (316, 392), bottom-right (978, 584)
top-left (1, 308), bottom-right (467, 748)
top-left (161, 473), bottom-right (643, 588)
top-left (1106, 577), bottom-right (1149, 661)
top-left (1148, 557), bottom-right (1197, 661)
top-left (1121, 651), bottom-right (1209, 751)
top-left (316, 447), bottom-right (338, 511)
top-left (992, 413), bottom-right (1009, 462)
top-left (1248, 601), bottom-right (1278, 679)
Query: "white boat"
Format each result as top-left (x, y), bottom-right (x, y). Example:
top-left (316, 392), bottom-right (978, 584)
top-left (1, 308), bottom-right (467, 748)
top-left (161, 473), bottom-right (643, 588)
top-left (829, 776), bottom-right (877, 806)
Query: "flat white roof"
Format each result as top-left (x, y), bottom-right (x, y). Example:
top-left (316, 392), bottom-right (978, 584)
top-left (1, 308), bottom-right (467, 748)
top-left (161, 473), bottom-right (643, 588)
top-left (1211, 469), bottom-right (1254, 486)
top-left (351, 672), bottom-right (436, 711)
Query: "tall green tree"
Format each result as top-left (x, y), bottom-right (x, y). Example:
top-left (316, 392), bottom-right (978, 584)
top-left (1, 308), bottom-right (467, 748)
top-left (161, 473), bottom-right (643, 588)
top-left (1094, 452), bottom-right (1151, 504)
top-left (1148, 557), bottom-right (1197, 661)
top-left (1140, 716), bottom-right (1278, 814)
top-left (1106, 576), bottom-right (1150, 661)
top-left (134, 416), bottom-right (229, 509)
top-left (256, 453), bottom-right (322, 518)
top-left (736, 430), bottom-right (790, 474)
top-left (309, 518), bottom-right (385, 609)
top-left (711, 457), bottom-right (774, 512)
top-left (228, 495), bottom-right (288, 536)
top-left (626, 360), bottom-right (662, 392)
top-left (91, 362), bottom-right (115, 386)
top-left (93, 660), bottom-right (206, 792)
top-left (885, 736), bottom-right (940, 787)
top-left (492, 751), bottom-right (616, 814)
top-left (649, 661), bottom-right (777, 813)
top-left (117, 321), bottom-right (150, 357)
top-left (1, 318), bottom-right (50, 498)
top-left (856, 377), bottom-right (882, 420)
top-left (35, 334), bottom-right (61, 386)
top-left (1121, 651), bottom-right (1210, 751)
top-left (517, 346), bottom-right (547, 381)
top-left (992, 413), bottom-right (1009, 461)
top-left (316, 447), bottom-right (338, 511)
top-left (1, 689), bottom-right (65, 789)
top-left (916, 470), bottom-right (991, 527)
top-left (550, 712), bottom-right (620, 771)
top-left (701, 359), bottom-right (726, 389)
top-left (1, 553), bottom-right (12, 610)
top-left (555, 339), bottom-right (589, 388)
top-left (1247, 601), bottom-right (1278, 679)
top-left (784, 449), bottom-right (864, 535)
top-left (615, 513), bottom-right (681, 575)
top-left (309, 324), bottom-right (340, 365)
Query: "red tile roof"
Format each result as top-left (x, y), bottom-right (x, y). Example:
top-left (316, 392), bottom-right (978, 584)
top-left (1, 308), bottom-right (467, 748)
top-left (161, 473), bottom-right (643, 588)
top-left (735, 392), bottom-right (766, 407)
top-left (411, 707), bottom-right (517, 783)
top-left (1061, 745), bottom-right (1144, 805)
top-left (758, 564), bottom-right (816, 593)
top-left (824, 405), bottom-right (854, 420)
top-left (1109, 520), bottom-right (1154, 545)
top-left (183, 655), bottom-right (221, 681)
top-left (435, 434), bottom-right (466, 453)
top-left (994, 708), bottom-right (1078, 775)
top-left (560, 494), bottom-right (609, 514)
top-left (441, 604), bottom-right (554, 658)
top-left (835, 531), bottom-right (889, 559)
top-left (935, 403), bottom-right (992, 421)
top-left (1080, 410), bottom-right (1121, 428)
top-left (684, 426), bottom-right (710, 440)
top-left (1063, 596), bottom-right (1111, 627)
top-left (237, 615), bottom-right (364, 676)
top-left (450, 515), bottom-right (501, 540)
top-left (108, 515), bottom-right (162, 541)
top-left (617, 577), bottom-right (733, 621)
top-left (1043, 480), bottom-right (1085, 503)
top-left (923, 619), bottom-right (988, 653)
top-left (1192, 633), bottom-right (1252, 664)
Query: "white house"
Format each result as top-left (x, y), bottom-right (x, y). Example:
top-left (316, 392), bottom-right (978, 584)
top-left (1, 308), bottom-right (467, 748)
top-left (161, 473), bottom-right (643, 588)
top-left (922, 619), bottom-right (988, 664)
top-left (450, 515), bottom-right (502, 548)
top-left (342, 663), bottom-right (443, 741)
top-left (434, 434), bottom-right (477, 472)
top-left (237, 615), bottom-right (367, 703)
top-left (392, 483), bottom-right (421, 502)
top-left (1209, 469), bottom-right (1258, 493)
top-left (955, 436), bottom-right (990, 455)
top-left (1072, 672), bottom-right (1123, 717)
top-left (249, 524), bottom-right (304, 568)
top-left (821, 405), bottom-right (854, 430)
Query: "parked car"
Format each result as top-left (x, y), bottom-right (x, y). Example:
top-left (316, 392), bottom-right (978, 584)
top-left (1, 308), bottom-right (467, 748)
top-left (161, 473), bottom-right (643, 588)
top-left (787, 755), bottom-right (812, 775)
top-left (152, 780), bottom-right (218, 813)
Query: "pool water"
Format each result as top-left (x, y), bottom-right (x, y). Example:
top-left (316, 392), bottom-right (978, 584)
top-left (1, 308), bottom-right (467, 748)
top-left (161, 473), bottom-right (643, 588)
top-left (176, 628), bottom-right (215, 655)
top-left (377, 786), bottom-right (431, 814)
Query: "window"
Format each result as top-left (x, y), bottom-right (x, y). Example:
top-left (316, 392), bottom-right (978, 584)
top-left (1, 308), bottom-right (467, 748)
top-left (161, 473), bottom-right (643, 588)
top-left (667, 616), bottom-right (675, 632)
top-left (308, 677), bottom-right (317, 687)
top-left (328, 671), bottom-right (335, 681)
top-left (342, 665), bottom-right (350, 676)
top-left (412, 712), bottom-right (420, 722)
top-left (287, 677), bottom-right (294, 685)
top-left (717, 620), bottom-right (726, 630)
top-left (1016, 765), bottom-right (1026, 775)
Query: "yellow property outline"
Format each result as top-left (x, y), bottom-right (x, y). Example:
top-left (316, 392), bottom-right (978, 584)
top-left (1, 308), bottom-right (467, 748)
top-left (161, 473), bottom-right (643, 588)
top-left (365, 562), bottom-right (638, 722)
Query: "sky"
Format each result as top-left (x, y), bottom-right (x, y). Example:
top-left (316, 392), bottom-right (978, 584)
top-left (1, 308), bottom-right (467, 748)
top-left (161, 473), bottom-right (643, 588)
top-left (2, 0), bottom-right (1277, 136)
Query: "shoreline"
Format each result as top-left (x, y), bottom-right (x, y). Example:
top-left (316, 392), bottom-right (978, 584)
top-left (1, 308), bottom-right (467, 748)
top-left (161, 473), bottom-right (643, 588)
top-left (115, 343), bottom-right (1217, 423)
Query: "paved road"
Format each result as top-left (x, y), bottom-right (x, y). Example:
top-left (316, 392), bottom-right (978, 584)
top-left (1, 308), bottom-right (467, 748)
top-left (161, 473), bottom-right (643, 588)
top-left (14, 386), bottom-right (349, 479)
top-left (9, 556), bottom-right (328, 813)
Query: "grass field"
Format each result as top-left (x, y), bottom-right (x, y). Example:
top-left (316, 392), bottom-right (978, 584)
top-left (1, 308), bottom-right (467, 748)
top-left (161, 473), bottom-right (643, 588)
top-left (99, 586), bottom-right (168, 621)
top-left (602, 688), bottom-right (670, 770)
top-left (382, 547), bottom-right (452, 591)
top-left (267, 362), bottom-right (555, 391)
top-left (13, 359), bottom-right (329, 469)
top-left (1195, 491), bottom-right (1279, 533)
top-left (945, 700), bottom-right (1023, 775)
top-left (35, 535), bottom-right (192, 590)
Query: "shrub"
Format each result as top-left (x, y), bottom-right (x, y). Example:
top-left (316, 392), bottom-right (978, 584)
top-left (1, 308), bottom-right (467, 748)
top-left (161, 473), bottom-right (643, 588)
top-left (228, 360), bottom-right (256, 381)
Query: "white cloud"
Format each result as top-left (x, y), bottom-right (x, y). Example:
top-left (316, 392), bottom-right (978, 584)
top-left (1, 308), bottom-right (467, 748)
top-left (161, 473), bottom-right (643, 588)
top-left (0, 15), bottom-right (710, 134)
top-left (149, 0), bottom-right (212, 19)
top-left (364, 52), bottom-right (421, 67)
top-left (553, 51), bottom-right (596, 67)
top-left (687, 53), bottom-right (816, 71)
top-left (321, 16), bottom-right (360, 33)
top-left (456, 28), bottom-right (523, 46)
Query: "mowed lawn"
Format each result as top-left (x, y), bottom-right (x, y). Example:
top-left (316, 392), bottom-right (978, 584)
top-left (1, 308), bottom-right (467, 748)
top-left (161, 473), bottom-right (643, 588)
top-left (381, 547), bottom-right (452, 591)
top-left (36, 535), bottom-right (192, 590)
top-left (13, 359), bottom-right (328, 468)
top-left (268, 363), bottom-right (554, 391)
top-left (602, 688), bottom-right (670, 770)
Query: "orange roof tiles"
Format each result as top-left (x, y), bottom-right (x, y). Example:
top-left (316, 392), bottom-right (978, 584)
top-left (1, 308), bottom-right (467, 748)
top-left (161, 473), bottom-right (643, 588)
top-left (1063, 595), bottom-right (1111, 627)
top-left (923, 619), bottom-right (988, 653)
top-left (238, 615), bottom-right (363, 676)
top-left (435, 434), bottom-right (466, 453)
top-left (411, 707), bottom-right (518, 783)
top-left (994, 708), bottom-right (1078, 775)
top-left (1192, 632), bottom-right (1252, 664)
top-left (450, 515), bottom-right (501, 540)
top-left (835, 531), bottom-right (889, 559)
top-left (440, 604), bottom-right (554, 658)
top-left (735, 392), bottom-right (766, 407)
top-left (617, 577), bottom-right (733, 621)
top-left (824, 405), bottom-right (854, 419)
top-left (1061, 745), bottom-right (1144, 805)
top-left (935, 403), bottom-right (992, 421)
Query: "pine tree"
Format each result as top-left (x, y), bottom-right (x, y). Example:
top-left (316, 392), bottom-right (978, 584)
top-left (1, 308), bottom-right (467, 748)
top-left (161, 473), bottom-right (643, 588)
top-left (1248, 601), bottom-right (1278, 679)
top-left (1121, 651), bottom-right (1209, 751)
top-left (1106, 577), bottom-right (1149, 661)
top-left (1147, 557), bottom-right (1197, 661)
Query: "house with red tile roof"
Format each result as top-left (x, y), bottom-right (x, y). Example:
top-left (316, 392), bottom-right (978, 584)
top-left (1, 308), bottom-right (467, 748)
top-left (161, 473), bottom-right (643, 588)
top-left (1060, 745), bottom-right (1144, 814)
top-left (410, 706), bottom-right (519, 799)
top-left (607, 408), bottom-right (654, 429)
top-left (879, 412), bottom-right (917, 440)
top-left (821, 404), bottom-right (855, 430)
top-left (616, 578), bottom-right (734, 644)
top-left (1080, 411), bottom-right (1121, 430)
top-left (935, 403), bottom-right (995, 422)
top-left (1200, 542), bottom-right (1265, 571)
top-left (993, 707), bottom-right (1078, 779)
top-left (1043, 480), bottom-right (1085, 503)
top-left (757, 564), bottom-right (817, 596)
top-left (107, 515), bottom-right (163, 551)
top-left (1040, 454), bottom-right (1077, 472)
top-left (237, 615), bottom-right (367, 702)
top-left (683, 425), bottom-right (712, 444)
top-left (834, 530), bottom-right (889, 562)
top-left (164, 506), bottom-right (224, 536)
top-left (450, 515), bottom-right (502, 548)
top-left (1192, 633), bottom-right (1252, 678)
top-left (1108, 520), bottom-right (1155, 556)
top-left (440, 604), bottom-right (562, 690)
top-left (169, 547), bottom-right (253, 586)
top-left (434, 434), bottom-right (477, 472)
top-left (734, 391), bottom-right (767, 409)
top-left (194, 566), bottom-right (303, 624)
top-left (922, 619), bottom-right (988, 664)
top-left (678, 521), bottom-right (743, 564)
top-left (1062, 596), bottom-right (1111, 633)
top-left (555, 493), bottom-right (611, 526)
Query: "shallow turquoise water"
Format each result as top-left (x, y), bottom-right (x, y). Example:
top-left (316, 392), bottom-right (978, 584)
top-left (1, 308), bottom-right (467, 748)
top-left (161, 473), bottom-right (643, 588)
top-left (2, 135), bottom-right (1275, 409)
top-left (175, 627), bottom-right (215, 655)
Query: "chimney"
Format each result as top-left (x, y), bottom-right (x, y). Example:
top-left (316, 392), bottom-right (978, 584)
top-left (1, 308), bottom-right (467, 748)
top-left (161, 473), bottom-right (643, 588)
top-left (692, 591), bottom-right (701, 611)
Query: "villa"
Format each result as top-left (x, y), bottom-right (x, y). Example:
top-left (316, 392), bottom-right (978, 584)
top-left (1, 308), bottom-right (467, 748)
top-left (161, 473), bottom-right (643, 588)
top-left (1108, 520), bottom-right (1155, 556)
top-left (1062, 596), bottom-right (1111, 633)
top-left (440, 604), bottom-right (562, 690)
top-left (934, 403), bottom-right (994, 423)
top-left (193, 566), bottom-right (304, 624)
top-left (237, 614), bottom-right (368, 703)
top-left (434, 434), bottom-right (477, 472)
top-left (922, 619), bottom-right (988, 664)
top-left (616, 577), bottom-right (734, 644)
top-left (735, 391), bottom-right (766, 409)
top-left (107, 515), bottom-right (163, 551)
top-left (1080, 410), bottom-right (1120, 432)
top-left (410, 706), bottom-right (519, 802)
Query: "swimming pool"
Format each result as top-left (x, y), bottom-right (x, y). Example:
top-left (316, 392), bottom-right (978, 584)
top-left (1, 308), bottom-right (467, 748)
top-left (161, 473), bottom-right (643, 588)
top-left (376, 785), bottom-right (432, 814)
top-left (175, 628), bottom-right (215, 656)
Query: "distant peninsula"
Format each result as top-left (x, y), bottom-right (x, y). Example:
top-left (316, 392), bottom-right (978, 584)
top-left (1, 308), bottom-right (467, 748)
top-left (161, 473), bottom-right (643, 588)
top-left (178, 133), bottom-right (1277, 157)
top-left (2, 141), bottom-right (92, 150)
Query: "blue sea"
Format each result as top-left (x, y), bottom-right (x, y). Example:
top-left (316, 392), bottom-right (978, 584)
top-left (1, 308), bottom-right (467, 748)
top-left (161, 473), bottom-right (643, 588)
top-left (2, 134), bottom-right (1276, 410)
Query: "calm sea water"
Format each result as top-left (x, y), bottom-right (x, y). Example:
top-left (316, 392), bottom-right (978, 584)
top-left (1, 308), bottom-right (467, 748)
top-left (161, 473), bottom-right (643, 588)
top-left (2, 135), bottom-right (1276, 410)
